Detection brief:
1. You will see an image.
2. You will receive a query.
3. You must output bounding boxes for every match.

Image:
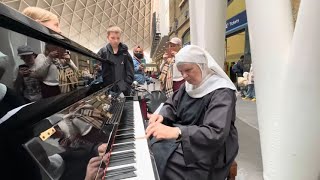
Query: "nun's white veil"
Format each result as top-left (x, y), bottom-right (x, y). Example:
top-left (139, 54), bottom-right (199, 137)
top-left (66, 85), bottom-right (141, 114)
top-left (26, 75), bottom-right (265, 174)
top-left (175, 45), bottom-right (236, 98)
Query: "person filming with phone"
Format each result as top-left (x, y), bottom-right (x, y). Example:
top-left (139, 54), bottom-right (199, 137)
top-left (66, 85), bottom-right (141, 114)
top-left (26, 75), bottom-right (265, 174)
top-left (14, 45), bottom-right (57, 102)
top-left (159, 37), bottom-right (184, 97)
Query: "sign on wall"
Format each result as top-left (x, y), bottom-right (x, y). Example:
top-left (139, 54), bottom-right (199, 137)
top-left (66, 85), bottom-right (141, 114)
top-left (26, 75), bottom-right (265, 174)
top-left (226, 10), bottom-right (247, 35)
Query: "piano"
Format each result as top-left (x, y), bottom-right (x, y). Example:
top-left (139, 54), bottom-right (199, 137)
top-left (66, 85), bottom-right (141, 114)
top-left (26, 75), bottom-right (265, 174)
top-left (0, 3), bottom-right (159, 180)
top-left (19, 86), bottom-right (159, 180)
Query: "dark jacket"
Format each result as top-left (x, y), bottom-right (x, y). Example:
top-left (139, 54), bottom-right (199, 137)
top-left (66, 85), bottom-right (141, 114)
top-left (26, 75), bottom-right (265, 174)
top-left (232, 60), bottom-right (244, 77)
top-left (152, 85), bottom-right (238, 180)
top-left (97, 43), bottom-right (134, 95)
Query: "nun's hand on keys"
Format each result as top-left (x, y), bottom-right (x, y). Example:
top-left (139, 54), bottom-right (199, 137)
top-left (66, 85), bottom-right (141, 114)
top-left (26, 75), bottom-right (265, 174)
top-left (147, 114), bottom-right (164, 124)
top-left (146, 121), bottom-right (180, 140)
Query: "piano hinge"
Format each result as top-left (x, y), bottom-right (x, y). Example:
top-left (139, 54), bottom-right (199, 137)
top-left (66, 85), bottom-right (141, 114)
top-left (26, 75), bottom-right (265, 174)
top-left (39, 127), bottom-right (56, 141)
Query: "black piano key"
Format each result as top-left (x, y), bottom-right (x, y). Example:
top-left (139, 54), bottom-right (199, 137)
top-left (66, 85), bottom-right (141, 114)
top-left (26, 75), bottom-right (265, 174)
top-left (118, 123), bottom-right (134, 127)
top-left (118, 123), bottom-right (134, 129)
top-left (110, 150), bottom-right (135, 159)
top-left (119, 119), bottom-right (134, 124)
top-left (116, 129), bottom-right (135, 136)
top-left (106, 166), bottom-right (136, 176)
top-left (118, 120), bottom-right (133, 124)
top-left (124, 112), bottom-right (133, 115)
top-left (108, 154), bottom-right (135, 166)
top-left (112, 143), bottom-right (135, 152)
top-left (119, 118), bottom-right (133, 123)
top-left (107, 172), bottom-right (137, 180)
top-left (109, 155), bottom-right (135, 164)
top-left (108, 157), bottom-right (136, 167)
top-left (115, 133), bottom-right (135, 140)
top-left (116, 127), bottom-right (134, 132)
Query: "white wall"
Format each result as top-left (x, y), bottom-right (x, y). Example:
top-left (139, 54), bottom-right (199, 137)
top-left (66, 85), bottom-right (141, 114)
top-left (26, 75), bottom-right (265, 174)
top-left (159, 0), bottom-right (170, 36)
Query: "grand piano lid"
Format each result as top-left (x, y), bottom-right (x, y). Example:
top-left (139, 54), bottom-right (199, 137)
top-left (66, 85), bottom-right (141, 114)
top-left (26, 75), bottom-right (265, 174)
top-left (0, 3), bottom-right (113, 64)
top-left (0, 79), bottom-right (121, 135)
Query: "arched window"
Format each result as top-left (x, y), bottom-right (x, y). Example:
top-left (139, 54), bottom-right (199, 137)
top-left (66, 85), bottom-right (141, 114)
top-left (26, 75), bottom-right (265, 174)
top-left (182, 29), bottom-right (190, 46)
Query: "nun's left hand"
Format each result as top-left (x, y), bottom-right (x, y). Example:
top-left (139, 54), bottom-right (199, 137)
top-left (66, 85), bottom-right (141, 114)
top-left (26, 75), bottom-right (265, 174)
top-left (146, 123), bottom-right (180, 140)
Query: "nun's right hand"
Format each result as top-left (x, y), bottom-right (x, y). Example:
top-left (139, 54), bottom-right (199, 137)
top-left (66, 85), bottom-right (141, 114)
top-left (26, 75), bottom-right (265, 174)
top-left (147, 114), bottom-right (164, 124)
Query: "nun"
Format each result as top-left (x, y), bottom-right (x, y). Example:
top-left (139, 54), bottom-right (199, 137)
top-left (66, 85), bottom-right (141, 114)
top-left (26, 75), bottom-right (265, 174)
top-left (146, 45), bottom-right (239, 180)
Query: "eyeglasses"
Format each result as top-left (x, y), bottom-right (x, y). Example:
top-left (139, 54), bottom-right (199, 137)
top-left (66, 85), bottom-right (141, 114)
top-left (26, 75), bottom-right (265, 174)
top-left (134, 51), bottom-right (143, 53)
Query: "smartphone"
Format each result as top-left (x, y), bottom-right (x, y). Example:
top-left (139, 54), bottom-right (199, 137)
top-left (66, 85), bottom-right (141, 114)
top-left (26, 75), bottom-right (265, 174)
top-left (19, 64), bottom-right (29, 69)
top-left (166, 45), bottom-right (173, 59)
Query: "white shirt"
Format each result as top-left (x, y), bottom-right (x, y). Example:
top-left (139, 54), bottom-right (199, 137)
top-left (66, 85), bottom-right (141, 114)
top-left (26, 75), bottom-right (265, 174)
top-left (172, 62), bottom-right (184, 82)
top-left (43, 63), bottom-right (60, 86)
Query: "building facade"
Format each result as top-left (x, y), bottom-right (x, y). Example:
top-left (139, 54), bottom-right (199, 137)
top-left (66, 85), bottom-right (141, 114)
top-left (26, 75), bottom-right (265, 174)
top-left (168, 0), bottom-right (190, 46)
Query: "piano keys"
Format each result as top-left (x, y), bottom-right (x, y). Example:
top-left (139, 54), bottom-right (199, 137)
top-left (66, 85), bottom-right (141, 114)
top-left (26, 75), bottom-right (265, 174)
top-left (104, 99), bottom-right (160, 180)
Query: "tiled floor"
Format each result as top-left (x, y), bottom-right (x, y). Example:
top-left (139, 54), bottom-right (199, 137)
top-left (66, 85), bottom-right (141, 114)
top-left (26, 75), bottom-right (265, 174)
top-left (235, 98), bottom-right (263, 180)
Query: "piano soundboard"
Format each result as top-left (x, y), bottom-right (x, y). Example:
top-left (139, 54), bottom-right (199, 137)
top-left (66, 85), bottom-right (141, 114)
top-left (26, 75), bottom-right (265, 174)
top-left (23, 87), bottom-right (160, 180)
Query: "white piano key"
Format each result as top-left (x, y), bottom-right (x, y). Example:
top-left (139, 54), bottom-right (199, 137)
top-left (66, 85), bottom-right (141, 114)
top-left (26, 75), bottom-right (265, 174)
top-left (132, 101), bottom-right (156, 180)
top-left (133, 138), bottom-right (156, 180)
top-left (133, 101), bottom-right (146, 138)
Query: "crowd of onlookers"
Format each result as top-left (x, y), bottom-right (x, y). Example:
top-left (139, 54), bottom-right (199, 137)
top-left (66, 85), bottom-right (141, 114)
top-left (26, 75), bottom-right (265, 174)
top-left (230, 55), bottom-right (256, 102)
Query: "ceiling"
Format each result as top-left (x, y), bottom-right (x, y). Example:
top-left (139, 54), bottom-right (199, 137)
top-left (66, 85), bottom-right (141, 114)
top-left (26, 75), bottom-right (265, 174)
top-left (1, 0), bottom-right (152, 53)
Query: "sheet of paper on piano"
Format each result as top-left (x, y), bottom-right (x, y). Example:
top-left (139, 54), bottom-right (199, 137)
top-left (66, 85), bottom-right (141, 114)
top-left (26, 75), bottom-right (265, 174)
top-left (154, 103), bottom-right (164, 114)
top-left (135, 103), bottom-right (164, 140)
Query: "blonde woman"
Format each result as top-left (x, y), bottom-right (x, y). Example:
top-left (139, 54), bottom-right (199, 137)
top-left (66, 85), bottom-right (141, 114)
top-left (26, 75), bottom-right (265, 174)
top-left (22, 7), bottom-right (61, 33)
